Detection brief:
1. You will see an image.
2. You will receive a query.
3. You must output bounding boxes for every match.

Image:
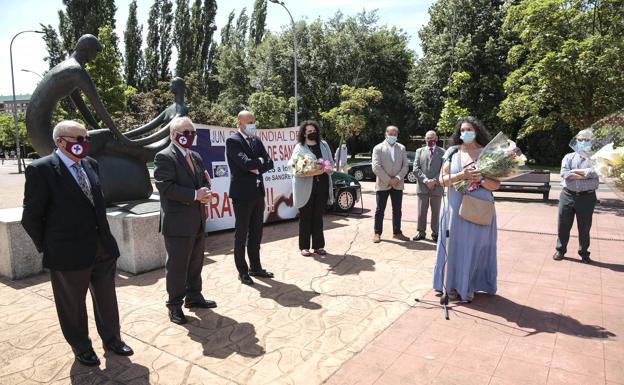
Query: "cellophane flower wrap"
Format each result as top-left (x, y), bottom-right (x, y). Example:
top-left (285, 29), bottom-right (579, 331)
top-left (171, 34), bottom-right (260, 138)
top-left (317, 158), bottom-right (334, 172)
top-left (591, 143), bottom-right (624, 199)
top-left (293, 154), bottom-right (320, 176)
top-left (454, 132), bottom-right (529, 193)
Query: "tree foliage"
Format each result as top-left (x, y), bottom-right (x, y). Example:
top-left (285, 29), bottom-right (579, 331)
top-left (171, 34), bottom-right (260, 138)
top-left (124, 0), bottom-right (144, 88)
top-left (248, 89), bottom-right (290, 129)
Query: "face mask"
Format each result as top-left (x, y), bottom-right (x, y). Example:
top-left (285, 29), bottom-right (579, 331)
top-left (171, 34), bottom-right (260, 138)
top-left (245, 123), bottom-right (257, 137)
top-left (307, 132), bottom-right (319, 141)
top-left (426, 140), bottom-right (436, 148)
top-left (576, 141), bottom-right (592, 153)
top-left (174, 131), bottom-right (196, 149)
top-left (460, 131), bottom-right (476, 144)
top-left (386, 135), bottom-right (398, 145)
top-left (64, 140), bottom-right (89, 159)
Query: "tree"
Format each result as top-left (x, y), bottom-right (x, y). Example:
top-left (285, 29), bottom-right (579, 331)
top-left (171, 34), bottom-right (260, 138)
top-left (124, 0), bottom-right (144, 88)
top-left (499, 0), bottom-right (624, 137)
top-left (144, 0), bottom-right (161, 90)
top-left (40, 24), bottom-right (66, 69)
top-left (249, 0), bottom-right (267, 47)
top-left (436, 71), bottom-right (471, 135)
top-left (321, 85), bottom-right (383, 151)
top-left (407, 0), bottom-right (514, 136)
top-left (159, 0), bottom-right (174, 81)
top-left (57, 0), bottom-right (118, 54)
top-left (198, 0), bottom-right (218, 88)
top-left (86, 26), bottom-right (127, 118)
top-left (174, 0), bottom-right (193, 77)
top-left (0, 113), bottom-right (28, 150)
top-left (248, 89), bottom-right (290, 129)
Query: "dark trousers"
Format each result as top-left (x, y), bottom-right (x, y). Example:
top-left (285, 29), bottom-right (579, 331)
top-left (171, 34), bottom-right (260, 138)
top-left (49, 253), bottom-right (120, 355)
top-left (417, 193), bottom-right (442, 237)
top-left (556, 190), bottom-right (596, 257)
top-left (164, 222), bottom-right (205, 309)
top-left (233, 196), bottom-right (264, 275)
top-left (374, 188), bottom-right (403, 235)
top-left (299, 189), bottom-right (328, 250)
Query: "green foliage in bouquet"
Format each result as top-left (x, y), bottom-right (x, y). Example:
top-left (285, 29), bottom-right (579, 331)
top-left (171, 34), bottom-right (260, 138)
top-left (478, 150), bottom-right (520, 179)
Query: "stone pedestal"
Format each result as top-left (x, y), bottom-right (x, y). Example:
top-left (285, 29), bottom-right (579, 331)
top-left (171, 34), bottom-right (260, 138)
top-left (0, 208), bottom-right (43, 280)
top-left (106, 201), bottom-right (166, 275)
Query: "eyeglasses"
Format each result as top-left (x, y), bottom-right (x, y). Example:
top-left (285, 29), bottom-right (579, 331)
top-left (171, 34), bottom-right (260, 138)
top-left (61, 135), bottom-right (90, 143)
top-left (577, 138), bottom-right (591, 142)
top-left (179, 130), bottom-right (196, 136)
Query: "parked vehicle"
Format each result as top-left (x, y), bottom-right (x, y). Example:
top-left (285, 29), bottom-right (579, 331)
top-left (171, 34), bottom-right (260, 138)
top-left (330, 171), bottom-right (362, 212)
top-left (347, 151), bottom-right (417, 183)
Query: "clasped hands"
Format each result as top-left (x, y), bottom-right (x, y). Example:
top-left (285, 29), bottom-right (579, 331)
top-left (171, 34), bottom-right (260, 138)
top-left (461, 167), bottom-right (482, 183)
top-left (196, 187), bottom-right (212, 204)
top-left (568, 169), bottom-right (588, 180)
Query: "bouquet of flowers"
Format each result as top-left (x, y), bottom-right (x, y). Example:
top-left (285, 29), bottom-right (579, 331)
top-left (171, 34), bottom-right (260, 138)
top-left (454, 132), bottom-right (528, 192)
top-left (293, 154), bottom-right (333, 176)
top-left (318, 158), bottom-right (334, 173)
top-left (591, 142), bottom-right (624, 199)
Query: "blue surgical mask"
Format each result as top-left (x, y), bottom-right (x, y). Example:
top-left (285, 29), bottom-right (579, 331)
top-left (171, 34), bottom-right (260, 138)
top-left (576, 141), bottom-right (592, 152)
top-left (386, 135), bottom-right (398, 145)
top-left (245, 123), bottom-right (257, 137)
top-left (460, 131), bottom-right (476, 144)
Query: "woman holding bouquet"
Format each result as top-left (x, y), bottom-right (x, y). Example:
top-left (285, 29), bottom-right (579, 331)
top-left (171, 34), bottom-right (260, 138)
top-left (432, 117), bottom-right (500, 302)
top-left (289, 121), bottom-right (335, 256)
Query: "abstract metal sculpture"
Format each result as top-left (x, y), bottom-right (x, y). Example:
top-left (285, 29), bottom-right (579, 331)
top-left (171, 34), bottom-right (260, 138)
top-left (26, 34), bottom-right (187, 204)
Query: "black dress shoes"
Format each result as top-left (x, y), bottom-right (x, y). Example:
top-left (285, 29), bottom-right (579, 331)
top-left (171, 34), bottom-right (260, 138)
top-left (184, 299), bottom-right (217, 309)
top-left (75, 349), bottom-right (100, 366)
top-left (249, 269), bottom-right (274, 278)
top-left (553, 252), bottom-right (564, 261)
top-left (432, 234), bottom-right (438, 243)
top-left (239, 274), bottom-right (254, 285)
top-left (169, 307), bottom-right (188, 325)
top-left (412, 233), bottom-right (426, 241)
top-left (580, 256), bottom-right (592, 264)
top-left (105, 340), bottom-right (134, 356)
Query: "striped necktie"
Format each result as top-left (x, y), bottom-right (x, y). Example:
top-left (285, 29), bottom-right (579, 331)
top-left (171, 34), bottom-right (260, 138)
top-left (72, 162), bottom-right (94, 205)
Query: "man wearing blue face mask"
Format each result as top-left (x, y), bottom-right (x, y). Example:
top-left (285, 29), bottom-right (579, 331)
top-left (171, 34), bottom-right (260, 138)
top-left (554, 129), bottom-right (599, 264)
top-left (371, 126), bottom-right (410, 243)
top-left (226, 110), bottom-right (275, 285)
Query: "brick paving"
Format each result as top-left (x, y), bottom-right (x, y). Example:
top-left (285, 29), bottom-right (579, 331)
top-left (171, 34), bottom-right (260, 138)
top-left (0, 162), bottom-right (622, 384)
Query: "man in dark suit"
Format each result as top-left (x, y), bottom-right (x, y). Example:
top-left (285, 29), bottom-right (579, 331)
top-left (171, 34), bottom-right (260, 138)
top-left (21, 120), bottom-right (133, 367)
top-left (225, 111), bottom-right (275, 285)
top-left (154, 117), bottom-right (216, 325)
top-left (413, 130), bottom-right (445, 242)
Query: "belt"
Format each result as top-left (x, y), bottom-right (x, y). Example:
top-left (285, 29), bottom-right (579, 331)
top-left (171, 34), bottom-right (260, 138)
top-left (563, 188), bottom-right (595, 196)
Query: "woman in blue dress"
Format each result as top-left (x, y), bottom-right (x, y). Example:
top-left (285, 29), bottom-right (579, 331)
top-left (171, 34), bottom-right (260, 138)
top-left (433, 117), bottom-right (500, 302)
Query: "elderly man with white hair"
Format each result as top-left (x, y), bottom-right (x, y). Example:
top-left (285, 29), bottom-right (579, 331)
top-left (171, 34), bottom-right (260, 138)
top-left (21, 120), bottom-right (133, 367)
top-left (553, 129), bottom-right (599, 264)
top-left (154, 116), bottom-right (216, 325)
top-left (413, 130), bottom-right (445, 242)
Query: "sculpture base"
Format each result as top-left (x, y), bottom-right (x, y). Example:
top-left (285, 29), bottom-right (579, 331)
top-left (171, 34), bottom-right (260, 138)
top-left (107, 199), bottom-right (165, 275)
top-left (0, 200), bottom-right (165, 280)
top-left (0, 208), bottom-right (42, 280)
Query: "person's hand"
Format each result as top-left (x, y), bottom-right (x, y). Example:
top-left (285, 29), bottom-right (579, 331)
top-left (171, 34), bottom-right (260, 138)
top-left (390, 178), bottom-right (400, 189)
top-left (196, 187), bottom-right (212, 202)
top-left (324, 167), bottom-right (334, 176)
top-left (250, 169), bottom-right (259, 174)
top-left (569, 173), bottom-right (585, 180)
top-left (462, 168), bottom-right (481, 182)
top-left (425, 179), bottom-right (436, 189)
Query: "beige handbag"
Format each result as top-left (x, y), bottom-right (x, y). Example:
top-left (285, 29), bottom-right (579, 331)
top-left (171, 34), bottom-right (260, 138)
top-left (455, 149), bottom-right (494, 226)
top-left (459, 194), bottom-right (494, 225)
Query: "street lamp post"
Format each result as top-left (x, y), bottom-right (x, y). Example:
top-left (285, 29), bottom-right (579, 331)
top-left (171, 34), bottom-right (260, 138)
top-left (10, 29), bottom-right (43, 174)
top-left (268, 0), bottom-right (298, 127)
top-left (21, 69), bottom-right (43, 79)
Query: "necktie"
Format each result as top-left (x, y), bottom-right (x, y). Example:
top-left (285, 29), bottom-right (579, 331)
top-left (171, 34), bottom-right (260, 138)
top-left (185, 153), bottom-right (196, 175)
top-left (72, 162), bottom-right (94, 205)
top-left (429, 147), bottom-right (433, 160)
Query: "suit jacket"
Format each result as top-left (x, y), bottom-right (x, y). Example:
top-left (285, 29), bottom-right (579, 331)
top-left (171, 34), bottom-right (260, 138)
top-left (21, 152), bottom-right (120, 271)
top-left (414, 146), bottom-right (445, 196)
top-left (154, 143), bottom-right (210, 237)
top-left (372, 141), bottom-right (409, 191)
top-left (226, 131), bottom-right (274, 201)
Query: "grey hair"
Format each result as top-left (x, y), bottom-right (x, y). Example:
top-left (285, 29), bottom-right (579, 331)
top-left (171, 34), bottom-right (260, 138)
top-left (425, 130), bottom-right (438, 137)
top-left (386, 125), bottom-right (399, 134)
top-left (577, 129), bottom-right (593, 138)
top-left (52, 120), bottom-right (86, 141)
top-left (169, 116), bottom-right (194, 133)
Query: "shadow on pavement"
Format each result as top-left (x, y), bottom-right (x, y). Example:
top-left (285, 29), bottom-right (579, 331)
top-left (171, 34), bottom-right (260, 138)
top-left (250, 277), bottom-right (322, 309)
top-left (70, 355), bottom-right (150, 384)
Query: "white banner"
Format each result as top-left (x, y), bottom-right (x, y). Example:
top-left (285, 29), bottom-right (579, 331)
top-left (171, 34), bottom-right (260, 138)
top-left (193, 125), bottom-right (299, 231)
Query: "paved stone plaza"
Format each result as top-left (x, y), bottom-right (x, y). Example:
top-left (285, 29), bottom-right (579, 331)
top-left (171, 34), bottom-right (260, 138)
top-left (0, 161), bottom-right (622, 385)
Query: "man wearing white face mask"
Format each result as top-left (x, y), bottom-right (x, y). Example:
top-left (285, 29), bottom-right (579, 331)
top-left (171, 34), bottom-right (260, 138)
top-left (371, 126), bottom-right (410, 243)
top-left (554, 129), bottom-right (599, 264)
top-left (226, 111), bottom-right (275, 285)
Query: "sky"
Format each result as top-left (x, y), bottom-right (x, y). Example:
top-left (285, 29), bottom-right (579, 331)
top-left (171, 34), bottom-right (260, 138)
top-left (0, 0), bottom-right (434, 96)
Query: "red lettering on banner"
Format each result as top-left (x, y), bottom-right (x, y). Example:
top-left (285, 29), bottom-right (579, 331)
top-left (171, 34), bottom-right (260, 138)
top-left (222, 192), bottom-right (232, 217)
top-left (209, 193), bottom-right (222, 219)
top-left (267, 145), bottom-right (279, 161)
top-left (265, 187), bottom-right (275, 213)
top-left (208, 192), bottom-right (233, 219)
top-left (279, 144), bottom-right (295, 161)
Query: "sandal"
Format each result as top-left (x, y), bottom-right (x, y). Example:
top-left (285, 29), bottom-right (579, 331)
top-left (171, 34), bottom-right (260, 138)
top-left (301, 249), bottom-right (312, 256)
top-left (314, 248), bottom-right (327, 256)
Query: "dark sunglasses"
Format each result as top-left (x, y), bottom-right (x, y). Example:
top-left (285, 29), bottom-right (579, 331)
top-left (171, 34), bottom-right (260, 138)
top-left (61, 135), bottom-right (90, 143)
top-left (577, 138), bottom-right (591, 142)
top-left (180, 130), bottom-right (196, 136)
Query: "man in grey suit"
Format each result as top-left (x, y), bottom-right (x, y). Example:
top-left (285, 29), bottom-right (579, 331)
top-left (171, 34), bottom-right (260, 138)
top-left (413, 130), bottom-right (445, 242)
top-left (372, 126), bottom-right (410, 243)
top-left (154, 117), bottom-right (217, 325)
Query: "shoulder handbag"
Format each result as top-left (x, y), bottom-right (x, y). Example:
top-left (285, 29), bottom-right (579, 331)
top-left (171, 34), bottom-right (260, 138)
top-left (455, 150), bottom-right (495, 226)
